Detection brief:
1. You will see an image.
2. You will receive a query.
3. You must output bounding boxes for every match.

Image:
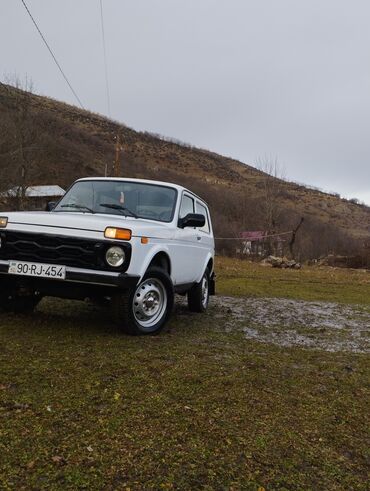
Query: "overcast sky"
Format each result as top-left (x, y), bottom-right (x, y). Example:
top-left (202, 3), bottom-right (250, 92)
top-left (1, 0), bottom-right (370, 204)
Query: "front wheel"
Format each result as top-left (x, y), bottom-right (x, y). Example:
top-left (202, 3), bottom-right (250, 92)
top-left (188, 269), bottom-right (210, 313)
top-left (112, 267), bottom-right (174, 335)
top-left (0, 293), bottom-right (41, 314)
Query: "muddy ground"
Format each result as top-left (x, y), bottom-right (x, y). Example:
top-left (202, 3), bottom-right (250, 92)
top-left (176, 295), bottom-right (370, 353)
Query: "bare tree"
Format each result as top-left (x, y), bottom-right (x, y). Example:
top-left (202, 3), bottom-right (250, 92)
top-left (255, 156), bottom-right (287, 255)
top-left (0, 75), bottom-right (43, 210)
top-left (289, 216), bottom-right (304, 259)
top-left (256, 156), bottom-right (286, 233)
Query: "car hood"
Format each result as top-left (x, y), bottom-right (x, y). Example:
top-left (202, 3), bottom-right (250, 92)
top-left (4, 211), bottom-right (172, 238)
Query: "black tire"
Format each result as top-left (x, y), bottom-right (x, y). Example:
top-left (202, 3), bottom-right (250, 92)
top-left (112, 267), bottom-right (174, 335)
top-left (188, 268), bottom-right (210, 313)
top-left (0, 295), bottom-right (8, 312)
top-left (0, 294), bottom-right (41, 314)
top-left (89, 296), bottom-right (110, 308)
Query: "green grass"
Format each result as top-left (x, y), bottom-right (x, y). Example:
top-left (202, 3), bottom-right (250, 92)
top-left (216, 256), bottom-right (370, 306)
top-left (0, 260), bottom-right (369, 490)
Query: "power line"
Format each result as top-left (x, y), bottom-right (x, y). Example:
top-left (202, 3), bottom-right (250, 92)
top-left (20, 0), bottom-right (84, 109)
top-left (99, 0), bottom-right (111, 117)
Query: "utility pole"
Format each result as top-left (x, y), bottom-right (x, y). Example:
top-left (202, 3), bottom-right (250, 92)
top-left (112, 134), bottom-right (123, 177)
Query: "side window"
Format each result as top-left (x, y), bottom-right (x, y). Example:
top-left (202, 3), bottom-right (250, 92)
top-left (179, 195), bottom-right (194, 219)
top-left (196, 202), bottom-right (210, 233)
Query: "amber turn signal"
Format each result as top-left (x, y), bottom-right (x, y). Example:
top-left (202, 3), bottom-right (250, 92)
top-left (0, 217), bottom-right (8, 228)
top-left (104, 227), bottom-right (132, 240)
top-left (141, 237), bottom-right (149, 244)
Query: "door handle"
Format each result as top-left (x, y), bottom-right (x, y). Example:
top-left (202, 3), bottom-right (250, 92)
top-left (197, 236), bottom-right (201, 241)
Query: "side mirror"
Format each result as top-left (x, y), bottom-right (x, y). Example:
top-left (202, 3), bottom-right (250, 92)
top-left (46, 201), bottom-right (56, 211)
top-left (179, 213), bottom-right (205, 229)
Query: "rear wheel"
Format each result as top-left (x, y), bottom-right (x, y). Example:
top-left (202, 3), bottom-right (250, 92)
top-left (188, 269), bottom-right (210, 313)
top-left (112, 267), bottom-right (174, 335)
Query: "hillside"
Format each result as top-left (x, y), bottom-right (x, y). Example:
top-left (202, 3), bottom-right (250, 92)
top-left (0, 83), bottom-right (369, 259)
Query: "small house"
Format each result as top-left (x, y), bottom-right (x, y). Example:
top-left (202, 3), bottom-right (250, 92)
top-left (0, 185), bottom-right (65, 211)
top-left (238, 231), bottom-right (286, 257)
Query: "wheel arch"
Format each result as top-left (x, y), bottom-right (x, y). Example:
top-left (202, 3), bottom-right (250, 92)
top-left (147, 251), bottom-right (172, 276)
top-left (135, 245), bottom-right (172, 281)
top-left (195, 253), bottom-right (214, 284)
top-left (206, 257), bottom-right (214, 274)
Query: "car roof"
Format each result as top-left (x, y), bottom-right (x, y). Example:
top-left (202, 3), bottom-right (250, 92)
top-left (76, 177), bottom-right (209, 207)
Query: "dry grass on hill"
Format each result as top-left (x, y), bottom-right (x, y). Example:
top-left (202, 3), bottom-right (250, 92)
top-left (1, 84), bottom-right (369, 260)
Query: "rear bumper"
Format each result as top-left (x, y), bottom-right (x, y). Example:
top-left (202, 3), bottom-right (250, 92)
top-left (0, 260), bottom-right (140, 290)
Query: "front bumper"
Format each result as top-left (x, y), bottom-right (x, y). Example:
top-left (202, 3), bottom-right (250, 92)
top-left (0, 260), bottom-right (140, 290)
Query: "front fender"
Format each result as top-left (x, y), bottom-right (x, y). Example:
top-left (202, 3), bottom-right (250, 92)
top-left (127, 239), bottom-right (172, 282)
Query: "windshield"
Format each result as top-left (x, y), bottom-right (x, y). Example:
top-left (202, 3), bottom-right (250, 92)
top-left (54, 180), bottom-right (177, 222)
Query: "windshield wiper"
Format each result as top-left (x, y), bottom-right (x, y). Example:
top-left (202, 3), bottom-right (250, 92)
top-left (61, 204), bottom-right (94, 213)
top-left (99, 203), bottom-right (139, 218)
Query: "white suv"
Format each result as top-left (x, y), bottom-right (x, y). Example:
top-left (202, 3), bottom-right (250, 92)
top-left (0, 178), bottom-right (215, 334)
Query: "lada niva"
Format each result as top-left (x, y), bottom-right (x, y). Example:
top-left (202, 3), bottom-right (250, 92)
top-left (0, 178), bottom-right (215, 334)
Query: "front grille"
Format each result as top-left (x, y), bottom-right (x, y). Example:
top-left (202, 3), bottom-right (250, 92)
top-left (0, 231), bottom-right (131, 272)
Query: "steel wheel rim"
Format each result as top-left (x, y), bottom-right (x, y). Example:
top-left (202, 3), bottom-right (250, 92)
top-left (201, 275), bottom-right (209, 308)
top-left (133, 278), bottom-right (167, 330)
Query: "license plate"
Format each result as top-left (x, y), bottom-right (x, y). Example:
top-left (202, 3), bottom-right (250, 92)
top-left (8, 261), bottom-right (66, 280)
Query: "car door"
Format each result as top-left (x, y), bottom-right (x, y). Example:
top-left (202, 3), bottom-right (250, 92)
top-left (171, 193), bottom-right (205, 285)
top-left (194, 200), bottom-right (214, 272)
top-left (195, 200), bottom-right (215, 254)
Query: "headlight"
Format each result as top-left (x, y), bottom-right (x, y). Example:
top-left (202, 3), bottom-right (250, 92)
top-left (106, 246), bottom-right (125, 267)
top-left (0, 217), bottom-right (8, 228)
